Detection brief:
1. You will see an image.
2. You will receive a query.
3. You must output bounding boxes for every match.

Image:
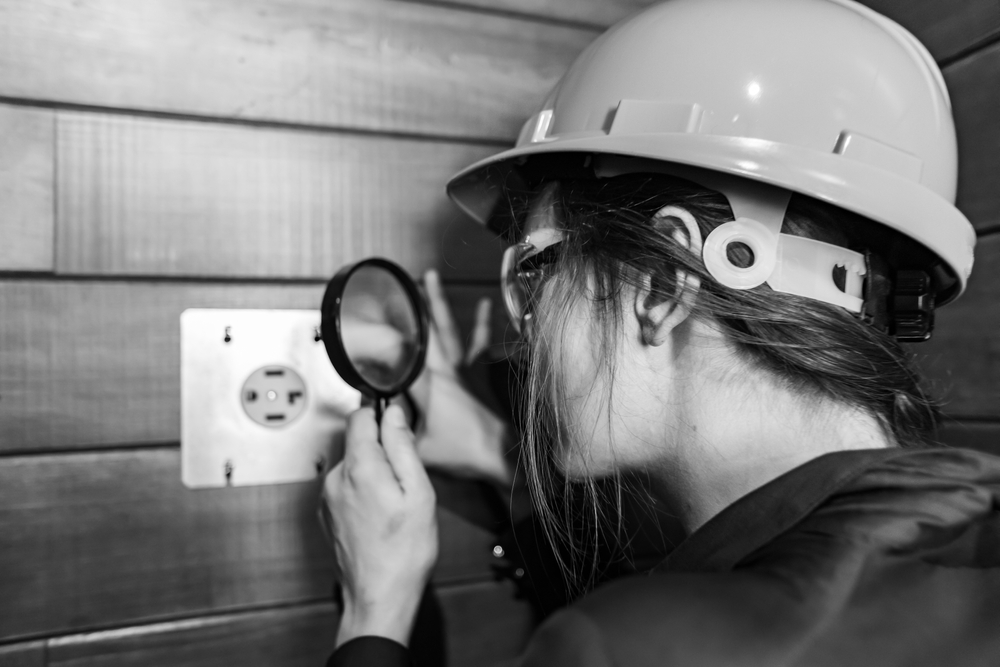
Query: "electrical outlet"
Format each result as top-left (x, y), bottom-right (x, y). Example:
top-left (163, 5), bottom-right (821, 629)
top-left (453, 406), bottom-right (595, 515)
top-left (240, 366), bottom-right (309, 427)
top-left (181, 308), bottom-right (360, 488)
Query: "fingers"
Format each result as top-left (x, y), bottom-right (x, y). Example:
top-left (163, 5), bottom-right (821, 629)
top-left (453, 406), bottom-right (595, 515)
top-left (343, 407), bottom-right (391, 478)
top-left (380, 404), bottom-right (434, 497)
top-left (339, 319), bottom-right (407, 367)
top-left (464, 297), bottom-right (492, 365)
top-left (339, 405), bottom-right (430, 499)
top-left (424, 269), bottom-right (462, 366)
top-left (422, 319), bottom-right (452, 376)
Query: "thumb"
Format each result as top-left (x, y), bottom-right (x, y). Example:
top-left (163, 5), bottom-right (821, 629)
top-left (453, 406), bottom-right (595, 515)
top-left (380, 404), bottom-right (433, 496)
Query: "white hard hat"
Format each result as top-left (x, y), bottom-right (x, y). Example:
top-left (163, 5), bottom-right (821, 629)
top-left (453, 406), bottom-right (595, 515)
top-left (447, 0), bottom-right (975, 311)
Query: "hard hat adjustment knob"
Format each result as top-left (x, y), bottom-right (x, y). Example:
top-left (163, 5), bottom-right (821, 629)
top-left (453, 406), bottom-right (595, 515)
top-left (890, 271), bottom-right (935, 342)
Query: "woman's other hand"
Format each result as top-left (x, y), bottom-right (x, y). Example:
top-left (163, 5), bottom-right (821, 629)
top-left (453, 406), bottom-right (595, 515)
top-left (409, 269), bottom-right (512, 486)
top-left (322, 404), bottom-right (438, 648)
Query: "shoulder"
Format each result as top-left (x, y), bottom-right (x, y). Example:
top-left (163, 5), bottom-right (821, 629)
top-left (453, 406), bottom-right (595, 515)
top-left (518, 604), bottom-right (614, 667)
top-left (520, 572), bottom-right (788, 667)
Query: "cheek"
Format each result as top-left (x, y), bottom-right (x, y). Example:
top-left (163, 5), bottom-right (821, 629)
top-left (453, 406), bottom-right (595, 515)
top-left (550, 304), bottom-right (616, 478)
top-left (555, 315), bottom-right (597, 401)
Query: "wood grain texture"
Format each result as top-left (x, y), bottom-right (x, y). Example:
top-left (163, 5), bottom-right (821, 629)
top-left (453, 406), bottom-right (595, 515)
top-left (0, 642), bottom-right (45, 667)
top-left (0, 281), bottom-right (322, 452)
top-left (47, 605), bottom-right (339, 667)
top-left (946, 41), bottom-right (1000, 233)
top-left (0, 105), bottom-right (53, 271)
top-left (0, 449), bottom-right (509, 642)
top-left (860, 0), bottom-right (1000, 62)
top-left (916, 234), bottom-right (1000, 419)
top-left (55, 112), bottom-right (503, 281)
top-left (404, 0), bottom-right (654, 28)
top-left (936, 420), bottom-right (1000, 456)
top-left (0, 0), bottom-right (593, 141)
top-left (44, 581), bottom-right (533, 667)
top-left (0, 280), bottom-right (502, 453)
top-left (408, 0), bottom-right (1000, 63)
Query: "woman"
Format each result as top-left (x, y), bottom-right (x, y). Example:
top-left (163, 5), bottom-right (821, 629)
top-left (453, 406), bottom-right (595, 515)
top-left (324, 0), bottom-right (1000, 664)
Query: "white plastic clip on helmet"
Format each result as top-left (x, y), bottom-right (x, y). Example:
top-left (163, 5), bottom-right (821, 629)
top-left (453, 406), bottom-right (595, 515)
top-left (446, 0), bottom-right (976, 339)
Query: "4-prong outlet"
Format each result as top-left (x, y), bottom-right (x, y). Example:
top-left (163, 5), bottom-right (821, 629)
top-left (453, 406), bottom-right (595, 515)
top-left (181, 309), bottom-right (360, 489)
top-left (241, 366), bottom-right (308, 427)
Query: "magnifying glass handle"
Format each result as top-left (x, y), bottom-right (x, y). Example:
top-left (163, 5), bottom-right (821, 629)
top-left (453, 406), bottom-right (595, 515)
top-left (374, 397), bottom-right (385, 430)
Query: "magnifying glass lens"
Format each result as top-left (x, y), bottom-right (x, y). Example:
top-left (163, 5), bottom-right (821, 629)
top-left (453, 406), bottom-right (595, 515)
top-left (340, 266), bottom-right (420, 392)
top-left (321, 257), bottom-right (429, 421)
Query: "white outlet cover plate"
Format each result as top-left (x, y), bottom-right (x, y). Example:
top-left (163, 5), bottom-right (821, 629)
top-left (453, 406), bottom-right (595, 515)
top-left (181, 308), bottom-right (360, 488)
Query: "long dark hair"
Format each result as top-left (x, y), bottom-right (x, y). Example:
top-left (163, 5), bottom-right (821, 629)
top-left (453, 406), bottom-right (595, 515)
top-left (512, 173), bottom-right (940, 593)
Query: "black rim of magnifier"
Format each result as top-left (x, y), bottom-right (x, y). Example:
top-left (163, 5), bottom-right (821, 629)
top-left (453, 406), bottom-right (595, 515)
top-left (320, 257), bottom-right (429, 409)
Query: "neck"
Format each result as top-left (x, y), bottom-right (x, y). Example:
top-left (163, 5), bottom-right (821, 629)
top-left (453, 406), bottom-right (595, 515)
top-left (649, 353), bottom-right (891, 535)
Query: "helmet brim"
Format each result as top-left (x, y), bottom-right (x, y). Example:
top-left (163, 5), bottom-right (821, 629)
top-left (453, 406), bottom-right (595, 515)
top-left (447, 132), bottom-right (974, 304)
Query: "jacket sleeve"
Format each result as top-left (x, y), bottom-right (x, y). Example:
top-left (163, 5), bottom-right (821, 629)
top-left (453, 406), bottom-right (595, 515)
top-left (519, 607), bottom-right (615, 667)
top-left (326, 637), bottom-right (410, 667)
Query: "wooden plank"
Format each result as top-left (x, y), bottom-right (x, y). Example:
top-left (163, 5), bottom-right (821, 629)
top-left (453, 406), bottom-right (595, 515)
top-left (947, 41), bottom-right (1000, 233)
top-left (404, 0), bottom-right (654, 28)
top-left (0, 0), bottom-right (593, 141)
top-left (0, 642), bottom-right (45, 667)
top-left (860, 0), bottom-right (1000, 63)
top-left (55, 111), bottom-right (504, 281)
top-left (0, 280), bottom-right (502, 453)
top-left (0, 281), bottom-right (322, 452)
top-left (408, 0), bottom-right (1000, 63)
top-left (0, 449), bottom-right (507, 642)
top-left (47, 605), bottom-right (339, 667)
top-left (936, 420), bottom-right (1000, 457)
top-left (45, 581), bottom-right (534, 667)
top-left (916, 234), bottom-right (1000, 419)
top-left (0, 105), bottom-right (53, 271)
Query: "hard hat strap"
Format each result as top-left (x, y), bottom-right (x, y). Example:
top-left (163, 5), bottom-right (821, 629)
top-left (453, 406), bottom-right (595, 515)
top-left (768, 236), bottom-right (867, 313)
top-left (594, 155), bottom-right (870, 313)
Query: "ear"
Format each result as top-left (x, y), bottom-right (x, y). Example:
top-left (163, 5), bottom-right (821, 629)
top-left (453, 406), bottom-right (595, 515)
top-left (635, 206), bottom-right (703, 347)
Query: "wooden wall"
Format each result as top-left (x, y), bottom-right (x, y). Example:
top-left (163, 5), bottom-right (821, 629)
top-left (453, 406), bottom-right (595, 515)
top-left (0, 1), bottom-right (998, 665)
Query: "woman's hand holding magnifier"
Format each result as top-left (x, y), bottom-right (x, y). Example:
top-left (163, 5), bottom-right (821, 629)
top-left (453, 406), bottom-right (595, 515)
top-left (318, 260), bottom-right (512, 651)
top-left (322, 404), bottom-right (438, 649)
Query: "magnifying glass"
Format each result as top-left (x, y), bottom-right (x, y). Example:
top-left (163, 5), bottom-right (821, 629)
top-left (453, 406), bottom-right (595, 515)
top-left (320, 258), bottom-right (429, 425)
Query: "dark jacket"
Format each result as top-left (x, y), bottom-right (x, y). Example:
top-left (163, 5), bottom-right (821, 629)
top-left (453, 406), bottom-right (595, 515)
top-left (332, 447), bottom-right (1000, 666)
